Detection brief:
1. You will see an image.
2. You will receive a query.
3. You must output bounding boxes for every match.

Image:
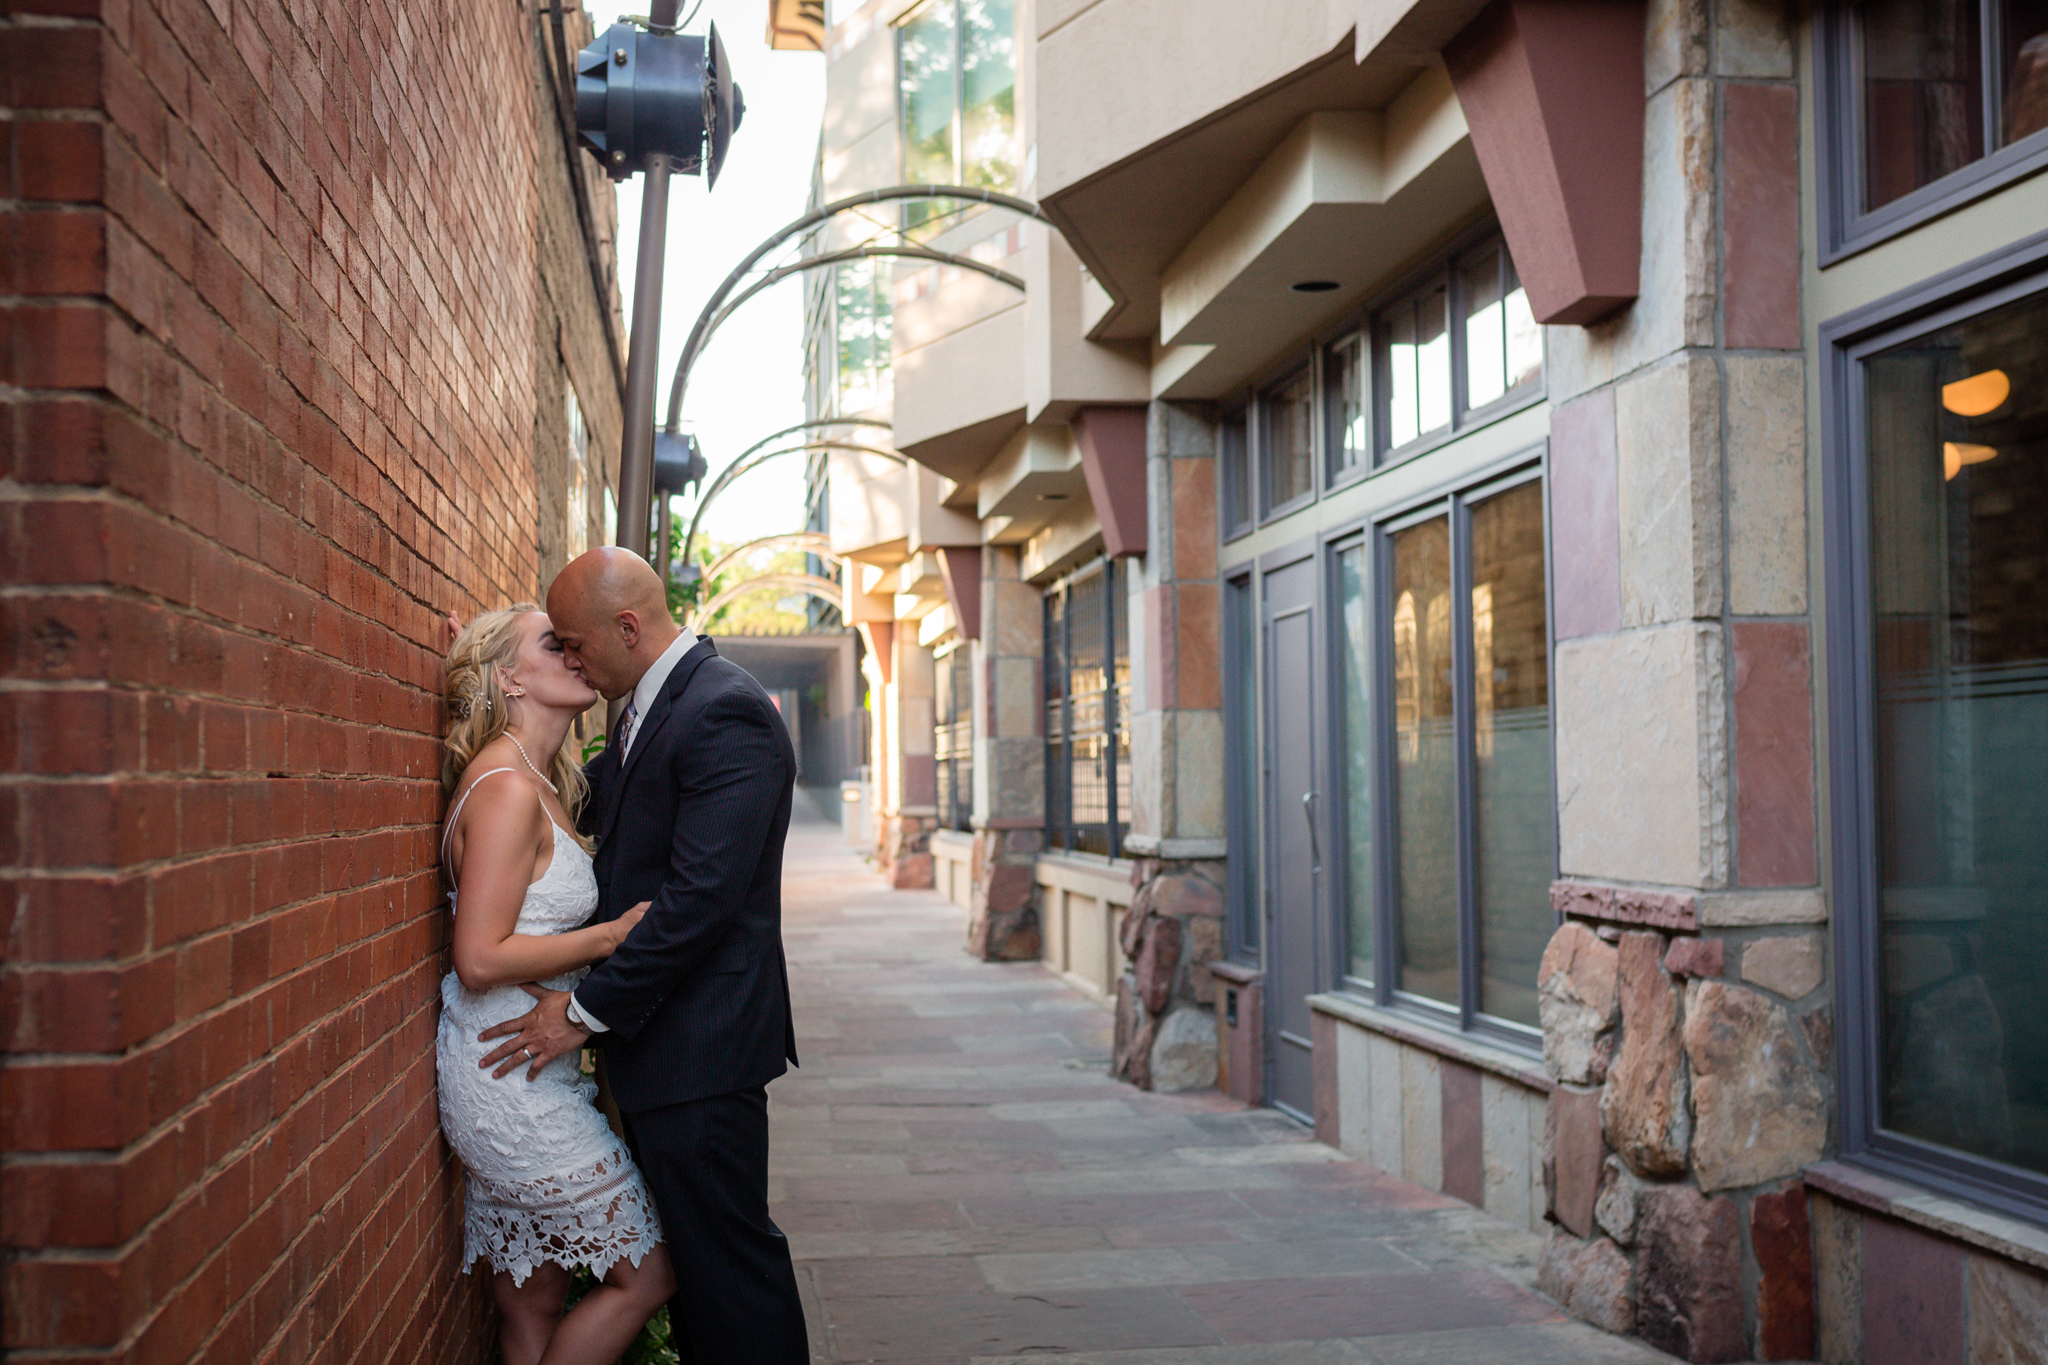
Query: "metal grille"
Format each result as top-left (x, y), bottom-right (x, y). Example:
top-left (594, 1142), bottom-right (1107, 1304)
top-left (1044, 560), bottom-right (1128, 857)
top-left (935, 646), bottom-right (974, 832)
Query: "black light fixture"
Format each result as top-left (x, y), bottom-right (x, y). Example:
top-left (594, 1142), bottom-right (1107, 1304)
top-left (1291, 279), bottom-right (1340, 293)
top-left (575, 19), bottom-right (745, 185)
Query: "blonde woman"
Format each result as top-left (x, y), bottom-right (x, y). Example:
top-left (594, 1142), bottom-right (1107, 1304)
top-left (436, 606), bottom-right (674, 1365)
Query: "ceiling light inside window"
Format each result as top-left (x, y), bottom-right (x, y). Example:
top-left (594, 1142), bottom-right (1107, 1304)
top-left (1942, 369), bottom-right (2010, 416)
top-left (1943, 441), bottom-right (1997, 480)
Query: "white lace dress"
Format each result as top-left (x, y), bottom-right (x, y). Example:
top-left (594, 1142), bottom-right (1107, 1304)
top-left (435, 770), bottom-right (664, 1285)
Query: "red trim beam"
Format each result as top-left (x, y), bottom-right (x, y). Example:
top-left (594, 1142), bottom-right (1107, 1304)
top-left (1072, 405), bottom-right (1149, 558)
top-left (1445, 0), bottom-right (1645, 325)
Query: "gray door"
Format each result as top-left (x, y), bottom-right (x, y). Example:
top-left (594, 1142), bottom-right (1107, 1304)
top-left (1264, 558), bottom-right (1321, 1120)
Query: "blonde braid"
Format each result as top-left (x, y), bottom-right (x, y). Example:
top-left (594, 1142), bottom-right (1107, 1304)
top-left (442, 605), bottom-right (592, 849)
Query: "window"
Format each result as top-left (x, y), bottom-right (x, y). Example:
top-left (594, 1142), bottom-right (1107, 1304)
top-left (1824, 0), bottom-right (2048, 251)
top-left (1372, 234), bottom-right (1542, 462)
top-left (1830, 260), bottom-right (2048, 1218)
top-left (836, 258), bottom-right (893, 413)
top-left (1044, 560), bottom-right (1130, 856)
top-left (897, 0), bottom-right (1018, 232)
top-left (1220, 405), bottom-right (1252, 538)
top-left (566, 386), bottom-right (591, 558)
top-left (1326, 329), bottom-right (1369, 483)
top-left (1344, 472), bottom-right (1554, 1034)
top-left (1260, 364), bottom-right (1316, 513)
top-left (936, 644), bottom-right (974, 832)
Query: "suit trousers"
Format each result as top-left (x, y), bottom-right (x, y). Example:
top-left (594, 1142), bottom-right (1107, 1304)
top-left (622, 1086), bottom-right (809, 1364)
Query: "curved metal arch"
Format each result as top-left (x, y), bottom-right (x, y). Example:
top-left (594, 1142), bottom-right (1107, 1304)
top-left (680, 441), bottom-right (905, 577)
top-left (668, 245), bottom-right (1025, 431)
top-left (689, 573), bottom-right (847, 632)
top-left (698, 531), bottom-right (843, 588)
top-left (662, 183), bottom-right (1044, 432)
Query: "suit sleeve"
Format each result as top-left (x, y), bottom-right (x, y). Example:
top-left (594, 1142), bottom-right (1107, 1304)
top-left (571, 685), bottom-right (787, 1040)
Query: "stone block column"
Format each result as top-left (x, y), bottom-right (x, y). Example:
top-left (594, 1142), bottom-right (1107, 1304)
top-left (885, 628), bottom-right (938, 888)
top-left (1533, 2), bottom-right (1823, 1361)
top-left (964, 545), bottom-right (1045, 959)
top-left (1112, 401), bottom-right (1228, 1091)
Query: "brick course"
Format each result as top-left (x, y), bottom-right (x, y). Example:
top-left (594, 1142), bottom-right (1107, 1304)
top-left (2, 0), bottom-right (623, 1360)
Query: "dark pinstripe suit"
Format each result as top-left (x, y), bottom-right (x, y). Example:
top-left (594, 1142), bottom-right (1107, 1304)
top-left (578, 637), bottom-right (806, 1362)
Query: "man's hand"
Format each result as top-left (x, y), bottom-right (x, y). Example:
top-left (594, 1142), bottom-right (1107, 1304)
top-left (478, 988), bottom-right (590, 1080)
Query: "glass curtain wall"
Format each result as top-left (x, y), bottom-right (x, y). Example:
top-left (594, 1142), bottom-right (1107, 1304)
top-left (1864, 283), bottom-right (2048, 1180)
top-left (898, 0), bottom-right (1017, 231)
top-left (1044, 561), bottom-right (1130, 856)
top-left (836, 258), bottom-right (893, 413)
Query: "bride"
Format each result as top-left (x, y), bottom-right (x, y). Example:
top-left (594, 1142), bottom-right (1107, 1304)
top-left (436, 605), bottom-right (674, 1364)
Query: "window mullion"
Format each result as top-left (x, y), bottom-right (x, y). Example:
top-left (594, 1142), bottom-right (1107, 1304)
top-left (1450, 494), bottom-right (1480, 1030)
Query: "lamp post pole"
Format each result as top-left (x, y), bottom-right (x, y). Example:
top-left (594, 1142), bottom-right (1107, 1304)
top-left (614, 0), bottom-right (682, 561)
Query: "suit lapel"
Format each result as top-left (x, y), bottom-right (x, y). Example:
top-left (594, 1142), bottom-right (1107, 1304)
top-left (597, 636), bottom-right (718, 844)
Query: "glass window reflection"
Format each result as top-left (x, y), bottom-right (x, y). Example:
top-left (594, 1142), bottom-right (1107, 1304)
top-left (1262, 366), bottom-right (1315, 511)
top-left (1866, 284), bottom-right (2048, 1179)
top-left (1391, 515), bottom-right (1458, 1006)
top-left (1339, 544), bottom-right (1374, 985)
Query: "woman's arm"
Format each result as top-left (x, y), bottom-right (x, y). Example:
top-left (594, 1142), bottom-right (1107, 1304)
top-left (448, 775), bottom-right (641, 991)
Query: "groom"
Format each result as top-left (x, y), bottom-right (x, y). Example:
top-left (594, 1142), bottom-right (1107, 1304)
top-left (481, 546), bottom-right (807, 1362)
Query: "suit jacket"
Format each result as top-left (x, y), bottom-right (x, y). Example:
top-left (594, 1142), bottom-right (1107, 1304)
top-left (576, 637), bottom-right (799, 1113)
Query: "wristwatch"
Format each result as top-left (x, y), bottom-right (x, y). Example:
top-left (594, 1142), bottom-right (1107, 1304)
top-left (565, 994), bottom-right (595, 1032)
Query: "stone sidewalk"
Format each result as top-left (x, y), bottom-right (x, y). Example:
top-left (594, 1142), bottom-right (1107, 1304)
top-left (769, 809), bottom-right (1678, 1364)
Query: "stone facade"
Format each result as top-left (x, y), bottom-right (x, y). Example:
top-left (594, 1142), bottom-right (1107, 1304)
top-left (1112, 859), bottom-right (1225, 1091)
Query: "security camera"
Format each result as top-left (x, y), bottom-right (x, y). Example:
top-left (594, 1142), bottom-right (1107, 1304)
top-left (652, 431), bottom-right (707, 495)
top-left (574, 19), bottom-right (745, 185)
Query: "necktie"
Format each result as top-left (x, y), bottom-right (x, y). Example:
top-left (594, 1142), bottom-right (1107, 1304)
top-left (617, 698), bottom-right (637, 758)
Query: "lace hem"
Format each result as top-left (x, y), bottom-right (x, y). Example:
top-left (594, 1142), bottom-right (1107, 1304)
top-left (463, 1160), bottom-right (665, 1287)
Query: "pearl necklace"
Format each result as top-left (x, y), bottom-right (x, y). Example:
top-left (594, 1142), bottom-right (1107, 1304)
top-left (506, 734), bottom-right (558, 792)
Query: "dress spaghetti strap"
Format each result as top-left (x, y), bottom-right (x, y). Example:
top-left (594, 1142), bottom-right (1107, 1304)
top-left (441, 767), bottom-right (520, 879)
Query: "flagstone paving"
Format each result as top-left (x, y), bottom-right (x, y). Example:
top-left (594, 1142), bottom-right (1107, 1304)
top-left (769, 806), bottom-right (1677, 1364)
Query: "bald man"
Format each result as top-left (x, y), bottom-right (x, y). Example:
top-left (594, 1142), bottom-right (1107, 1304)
top-left (483, 547), bottom-right (806, 1363)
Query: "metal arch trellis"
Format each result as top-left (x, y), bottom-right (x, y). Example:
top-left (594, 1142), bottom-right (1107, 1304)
top-left (660, 182), bottom-right (1044, 435)
top-left (688, 572), bottom-right (848, 632)
top-left (696, 531), bottom-right (844, 589)
top-left (678, 440), bottom-right (904, 582)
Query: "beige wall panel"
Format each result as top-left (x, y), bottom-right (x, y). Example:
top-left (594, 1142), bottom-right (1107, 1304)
top-left (1615, 354), bottom-right (1723, 626)
top-left (1034, 0), bottom-right (1355, 199)
top-left (1555, 623), bottom-right (1729, 888)
top-left (894, 273), bottom-right (1025, 353)
top-left (893, 306), bottom-right (1029, 453)
top-left (823, 25), bottom-right (898, 158)
top-left (830, 451), bottom-right (914, 558)
top-left (1025, 227), bottom-right (1150, 420)
top-left (1725, 355), bottom-right (1809, 616)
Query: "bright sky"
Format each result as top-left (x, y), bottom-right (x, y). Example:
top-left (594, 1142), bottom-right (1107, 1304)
top-left (593, 2), bottom-right (828, 551)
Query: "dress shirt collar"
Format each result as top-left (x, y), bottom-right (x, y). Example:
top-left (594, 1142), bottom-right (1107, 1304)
top-left (623, 631), bottom-right (695, 760)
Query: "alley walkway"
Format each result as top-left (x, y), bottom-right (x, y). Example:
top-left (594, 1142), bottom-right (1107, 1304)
top-left (769, 807), bottom-right (1677, 1364)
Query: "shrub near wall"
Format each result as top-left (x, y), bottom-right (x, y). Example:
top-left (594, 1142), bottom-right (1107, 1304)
top-left (0, 0), bottom-right (609, 1359)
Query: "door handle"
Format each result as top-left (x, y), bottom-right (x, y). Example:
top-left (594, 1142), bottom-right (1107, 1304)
top-left (1302, 790), bottom-right (1322, 876)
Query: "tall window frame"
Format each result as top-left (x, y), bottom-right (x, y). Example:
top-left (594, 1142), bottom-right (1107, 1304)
top-left (896, 0), bottom-right (1019, 232)
top-left (1224, 571), bottom-right (1263, 961)
top-left (1329, 457), bottom-right (1557, 1049)
top-left (1819, 0), bottom-right (2048, 261)
top-left (1043, 559), bottom-right (1131, 858)
top-left (935, 641), bottom-right (974, 833)
top-left (1822, 225), bottom-right (2048, 1226)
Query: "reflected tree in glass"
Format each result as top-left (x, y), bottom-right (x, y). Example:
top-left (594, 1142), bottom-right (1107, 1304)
top-left (1469, 481), bottom-right (1552, 1027)
top-left (1339, 544), bottom-right (1375, 984)
top-left (1391, 515), bottom-right (1457, 1005)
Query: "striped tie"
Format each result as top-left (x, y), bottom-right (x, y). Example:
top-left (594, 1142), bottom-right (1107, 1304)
top-left (617, 698), bottom-right (637, 757)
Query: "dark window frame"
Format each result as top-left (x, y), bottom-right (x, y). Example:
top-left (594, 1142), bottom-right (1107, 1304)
top-left (1258, 356), bottom-right (1321, 522)
top-left (1817, 0), bottom-right (2048, 264)
top-left (1224, 570), bottom-right (1263, 962)
top-left (1313, 448), bottom-right (1555, 1055)
top-left (1220, 402), bottom-right (1255, 542)
top-left (1821, 222), bottom-right (2048, 1227)
top-left (1042, 558), bottom-right (1130, 859)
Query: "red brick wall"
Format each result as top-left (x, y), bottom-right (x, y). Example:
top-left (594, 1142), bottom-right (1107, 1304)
top-left (0, 1), bottom-right (617, 1359)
